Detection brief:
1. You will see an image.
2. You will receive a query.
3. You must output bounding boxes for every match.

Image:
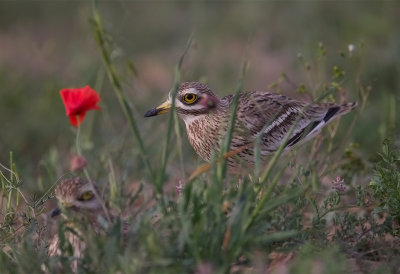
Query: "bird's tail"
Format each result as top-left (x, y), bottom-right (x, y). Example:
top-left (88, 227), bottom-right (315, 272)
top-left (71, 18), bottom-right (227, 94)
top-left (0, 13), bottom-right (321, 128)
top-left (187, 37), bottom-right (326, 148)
top-left (322, 101), bottom-right (358, 123)
top-left (337, 101), bottom-right (358, 116)
top-left (284, 101), bottom-right (357, 150)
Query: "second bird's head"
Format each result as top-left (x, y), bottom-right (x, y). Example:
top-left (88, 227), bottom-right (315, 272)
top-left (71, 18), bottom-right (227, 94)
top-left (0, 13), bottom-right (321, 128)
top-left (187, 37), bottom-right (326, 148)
top-left (144, 82), bottom-right (219, 123)
top-left (51, 177), bottom-right (103, 218)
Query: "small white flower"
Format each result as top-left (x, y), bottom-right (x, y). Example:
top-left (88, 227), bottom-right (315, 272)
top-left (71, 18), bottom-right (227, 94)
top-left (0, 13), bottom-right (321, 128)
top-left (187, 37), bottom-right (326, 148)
top-left (348, 44), bottom-right (355, 54)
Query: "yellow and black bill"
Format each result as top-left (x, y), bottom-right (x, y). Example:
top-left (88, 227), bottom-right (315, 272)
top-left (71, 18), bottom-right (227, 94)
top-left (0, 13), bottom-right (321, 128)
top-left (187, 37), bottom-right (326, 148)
top-left (144, 100), bottom-right (171, 117)
top-left (50, 206), bottom-right (61, 218)
top-left (50, 201), bottom-right (74, 218)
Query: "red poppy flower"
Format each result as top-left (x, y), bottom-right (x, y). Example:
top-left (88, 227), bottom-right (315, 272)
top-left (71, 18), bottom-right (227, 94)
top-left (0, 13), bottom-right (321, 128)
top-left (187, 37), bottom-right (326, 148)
top-left (60, 85), bottom-right (100, 127)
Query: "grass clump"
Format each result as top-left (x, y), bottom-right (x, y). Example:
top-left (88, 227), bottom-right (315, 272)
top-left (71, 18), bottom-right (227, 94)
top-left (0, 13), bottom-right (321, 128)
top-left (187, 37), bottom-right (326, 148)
top-left (370, 139), bottom-right (400, 225)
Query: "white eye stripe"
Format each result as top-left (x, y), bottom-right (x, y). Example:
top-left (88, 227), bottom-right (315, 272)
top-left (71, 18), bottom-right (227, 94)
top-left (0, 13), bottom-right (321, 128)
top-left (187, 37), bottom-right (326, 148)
top-left (181, 88), bottom-right (200, 96)
top-left (176, 102), bottom-right (205, 110)
top-left (78, 184), bottom-right (96, 196)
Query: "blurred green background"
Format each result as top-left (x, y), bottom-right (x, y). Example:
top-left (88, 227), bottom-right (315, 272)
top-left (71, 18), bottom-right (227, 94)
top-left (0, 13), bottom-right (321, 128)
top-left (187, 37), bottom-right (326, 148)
top-left (0, 2), bottom-right (399, 187)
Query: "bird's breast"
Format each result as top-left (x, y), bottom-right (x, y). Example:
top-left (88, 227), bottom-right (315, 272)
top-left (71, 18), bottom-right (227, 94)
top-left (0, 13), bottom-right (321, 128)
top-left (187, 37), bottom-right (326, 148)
top-left (186, 116), bottom-right (223, 162)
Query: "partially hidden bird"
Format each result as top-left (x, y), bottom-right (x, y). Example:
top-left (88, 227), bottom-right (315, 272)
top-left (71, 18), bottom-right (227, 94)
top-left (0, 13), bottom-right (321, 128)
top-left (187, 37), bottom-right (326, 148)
top-left (144, 82), bottom-right (357, 168)
top-left (48, 177), bottom-right (127, 269)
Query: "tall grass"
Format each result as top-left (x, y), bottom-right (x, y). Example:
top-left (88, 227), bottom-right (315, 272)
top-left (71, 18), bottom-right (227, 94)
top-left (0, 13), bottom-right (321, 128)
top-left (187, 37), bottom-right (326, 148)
top-left (91, 10), bottom-right (154, 181)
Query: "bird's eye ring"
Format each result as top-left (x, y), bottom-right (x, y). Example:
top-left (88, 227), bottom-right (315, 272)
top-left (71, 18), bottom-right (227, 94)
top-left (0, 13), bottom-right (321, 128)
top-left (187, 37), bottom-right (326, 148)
top-left (183, 93), bottom-right (198, 104)
top-left (78, 191), bottom-right (94, 201)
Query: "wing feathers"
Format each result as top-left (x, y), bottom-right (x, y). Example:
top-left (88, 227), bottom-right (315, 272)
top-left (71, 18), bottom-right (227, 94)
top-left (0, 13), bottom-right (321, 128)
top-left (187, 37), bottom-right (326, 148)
top-left (228, 91), bottom-right (357, 155)
top-left (323, 106), bottom-right (340, 122)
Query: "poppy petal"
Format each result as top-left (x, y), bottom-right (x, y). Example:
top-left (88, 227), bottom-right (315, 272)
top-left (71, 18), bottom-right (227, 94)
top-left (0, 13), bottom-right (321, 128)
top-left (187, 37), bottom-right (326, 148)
top-left (68, 113), bottom-right (86, 127)
top-left (60, 86), bottom-right (100, 127)
top-left (68, 115), bottom-right (78, 127)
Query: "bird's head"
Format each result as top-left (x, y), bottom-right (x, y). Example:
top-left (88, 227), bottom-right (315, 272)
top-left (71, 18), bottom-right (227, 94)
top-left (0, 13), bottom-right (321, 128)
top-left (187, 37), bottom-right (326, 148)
top-left (144, 82), bottom-right (220, 124)
top-left (51, 177), bottom-right (102, 218)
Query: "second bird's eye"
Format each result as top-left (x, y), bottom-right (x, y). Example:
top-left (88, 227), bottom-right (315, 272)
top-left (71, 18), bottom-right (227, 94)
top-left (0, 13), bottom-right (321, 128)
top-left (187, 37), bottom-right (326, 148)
top-left (183, 93), bottom-right (198, 104)
top-left (78, 191), bottom-right (94, 201)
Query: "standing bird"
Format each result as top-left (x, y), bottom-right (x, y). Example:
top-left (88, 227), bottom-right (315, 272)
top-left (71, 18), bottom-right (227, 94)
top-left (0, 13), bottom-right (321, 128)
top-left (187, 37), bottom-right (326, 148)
top-left (48, 177), bottom-right (125, 271)
top-left (145, 82), bottom-right (357, 168)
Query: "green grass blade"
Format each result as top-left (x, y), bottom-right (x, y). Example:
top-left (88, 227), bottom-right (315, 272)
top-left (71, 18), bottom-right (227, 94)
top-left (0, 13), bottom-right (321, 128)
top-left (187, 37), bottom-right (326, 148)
top-left (90, 9), bottom-right (154, 180)
top-left (217, 60), bottom-right (248, 180)
top-left (156, 34), bottom-right (193, 190)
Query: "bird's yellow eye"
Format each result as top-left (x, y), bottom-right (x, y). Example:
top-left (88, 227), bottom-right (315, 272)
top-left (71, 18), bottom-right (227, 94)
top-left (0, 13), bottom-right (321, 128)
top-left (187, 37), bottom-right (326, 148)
top-left (183, 93), bottom-right (198, 104)
top-left (78, 191), bottom-right (94, 201)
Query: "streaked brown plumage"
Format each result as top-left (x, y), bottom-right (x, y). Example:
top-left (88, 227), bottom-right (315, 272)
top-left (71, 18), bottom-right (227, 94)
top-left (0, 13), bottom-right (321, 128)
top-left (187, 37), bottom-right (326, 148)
top-left (145, 82), bottom-right (357, 167)
top-left (48, 177), bottom-right (128, 270)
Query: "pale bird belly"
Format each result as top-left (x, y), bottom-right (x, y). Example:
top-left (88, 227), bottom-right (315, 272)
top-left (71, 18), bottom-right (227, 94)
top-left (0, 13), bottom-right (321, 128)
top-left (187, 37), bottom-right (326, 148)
top-left (186, 122), bottom-right (256, 167)
top-left (187, 122), bottom-right (221, 162)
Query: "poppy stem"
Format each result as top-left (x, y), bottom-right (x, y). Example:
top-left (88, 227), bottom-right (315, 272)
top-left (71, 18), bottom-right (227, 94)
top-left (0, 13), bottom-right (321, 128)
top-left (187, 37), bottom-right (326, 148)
top-left (74, 115), bottom-right (112, 223)
top-left (75, 117), bottom-right (91, 182)
top-left (75, 116), bottom-right (83, 157)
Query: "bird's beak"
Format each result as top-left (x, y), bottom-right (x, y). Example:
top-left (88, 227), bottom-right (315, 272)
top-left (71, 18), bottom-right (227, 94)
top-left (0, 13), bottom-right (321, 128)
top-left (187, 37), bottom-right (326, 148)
top-left (144, 100), bottom-right (171, 117)
top-left (51, 201), bottom-right (74, 218)
top-left (61, 201), bottom-right (74, 208)
top-left (50, 207), bottom-right (61, 218)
